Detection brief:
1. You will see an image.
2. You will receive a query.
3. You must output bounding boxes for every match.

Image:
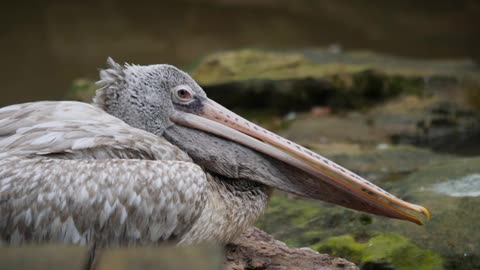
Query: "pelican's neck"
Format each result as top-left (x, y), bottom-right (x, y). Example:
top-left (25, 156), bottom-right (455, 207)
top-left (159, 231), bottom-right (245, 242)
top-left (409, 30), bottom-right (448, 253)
top-left (180, 174), bottom-right (271, 244)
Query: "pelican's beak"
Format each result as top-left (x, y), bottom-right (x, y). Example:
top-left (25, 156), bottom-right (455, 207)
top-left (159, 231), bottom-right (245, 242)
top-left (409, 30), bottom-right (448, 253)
top-left (170, 97), bottom-right (430, 225)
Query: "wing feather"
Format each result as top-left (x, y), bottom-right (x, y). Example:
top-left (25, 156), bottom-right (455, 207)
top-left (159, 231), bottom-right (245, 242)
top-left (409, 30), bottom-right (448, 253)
top-left (0, 101), bottom-right (190, 161)
top-left (0, 101), bottom-right (205, 246)
top-left (0, 157), bottom-right (207, 246)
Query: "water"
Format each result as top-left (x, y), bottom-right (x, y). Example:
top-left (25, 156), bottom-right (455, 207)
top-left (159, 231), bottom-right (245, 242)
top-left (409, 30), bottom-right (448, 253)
top-left (432, 174), bottom-right (480, 197)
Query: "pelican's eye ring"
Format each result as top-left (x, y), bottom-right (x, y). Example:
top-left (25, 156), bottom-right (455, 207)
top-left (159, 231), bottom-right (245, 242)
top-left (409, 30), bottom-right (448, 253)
top-left (172, 85), bottom-right (194, 104)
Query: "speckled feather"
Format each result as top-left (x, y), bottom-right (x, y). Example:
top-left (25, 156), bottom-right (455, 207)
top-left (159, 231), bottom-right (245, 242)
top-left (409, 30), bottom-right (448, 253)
top-left (0, 101), bottom-right (268, 247)
top-left (0, 101), bottom-right (188, 160)
top-left (0, 157), bottom-right (205, 246)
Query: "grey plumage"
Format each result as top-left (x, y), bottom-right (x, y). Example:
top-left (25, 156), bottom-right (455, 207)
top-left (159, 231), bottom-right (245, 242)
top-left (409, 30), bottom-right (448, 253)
top-left (1, 157), bottom-right (206, 245)
top-left (0, 101), bottom-right (267, 246)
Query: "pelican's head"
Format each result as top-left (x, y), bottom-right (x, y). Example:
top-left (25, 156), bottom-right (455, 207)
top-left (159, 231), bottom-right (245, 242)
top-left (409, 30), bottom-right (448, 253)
top-left (95, 58), bottom-right (208, 136)
top-left (95, 58), bottom-right (430, 225)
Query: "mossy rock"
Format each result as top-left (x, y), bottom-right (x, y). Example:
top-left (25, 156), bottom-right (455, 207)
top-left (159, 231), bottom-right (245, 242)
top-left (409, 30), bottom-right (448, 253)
top-left (191, 49), bottom-right (479, 112)
top-left (313, 233), bottom-right (443, 270)
top-left (258, 157), bottom-right (480, 270)
top-left (281, 94), bottom-right (480, 156)
top-left (325, 145), bottom-right (452, 181)
top-left (370, 95), bottom-right (480, 155)
top-left (296, 142), bottom-right (451, 182)
top-left (192, 49), bottom-right (478, 85)
top-left (257, 194), bottom-right (378, 248)
top-left (381, 157), bottom-right (480, 270)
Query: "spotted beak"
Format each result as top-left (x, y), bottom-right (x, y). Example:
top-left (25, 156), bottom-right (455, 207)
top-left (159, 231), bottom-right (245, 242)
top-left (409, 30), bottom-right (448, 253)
top-left (170, 97), bottom-right (430, 225)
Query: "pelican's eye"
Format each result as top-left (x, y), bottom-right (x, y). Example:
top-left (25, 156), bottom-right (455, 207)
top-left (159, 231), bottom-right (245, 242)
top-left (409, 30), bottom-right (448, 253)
top-left (172, 85), bottom-right (194, 104)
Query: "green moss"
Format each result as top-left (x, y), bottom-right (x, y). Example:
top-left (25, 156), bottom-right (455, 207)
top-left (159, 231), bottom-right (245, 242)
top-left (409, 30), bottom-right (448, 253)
top-left (257, 195), bottom-right (325, 229)
top-left (192, 49), bottom-right (478, 86)
top-left (256, 195), bottom-right (329, 246)
top-left (256, 194), bottom-right (376, 247)
top-left (193, 49), bottom-right (317, 84)
top-left (192, 49), bottom-right (381, 85)
top-left (313, 233), bottom-right (443, 270)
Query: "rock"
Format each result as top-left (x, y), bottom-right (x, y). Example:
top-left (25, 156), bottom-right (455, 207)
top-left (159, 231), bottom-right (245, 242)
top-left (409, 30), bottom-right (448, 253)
top-left (226, 227), bottom-right (358, 270)
top-left (193, 49), bottom-right (478, 85)
top-left (370, 95), bottom-right (480, 155)
top-left (257, 157), bottom-right (480, 270)
top-left (281, 95), bottom-right (480, 156)
top-left (256, 194), bottom-right (370, 248)
top-left (191, 49), bottom-right (480, 113)
top-left (313, 233), bottom-right (443, 270)
top-left (380, 157), bottom-right (480, 270)
top-left (321, 145), bottom-right (452, 182)
top-left (282, 114), bottom-right (387, 145)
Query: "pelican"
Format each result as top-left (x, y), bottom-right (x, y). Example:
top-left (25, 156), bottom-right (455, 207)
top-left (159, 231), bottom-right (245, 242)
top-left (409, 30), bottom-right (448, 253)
top-left (0, 59), bottom-right (429, 249)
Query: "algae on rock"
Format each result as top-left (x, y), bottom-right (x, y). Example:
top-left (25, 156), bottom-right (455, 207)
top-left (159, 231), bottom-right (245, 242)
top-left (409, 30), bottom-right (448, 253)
top-left (313, 233), bottom-right (443, 270)
top-left (191, 49), bottom-right (479, 113)
top-left (258, 157), bottom-right (480, 270)
top-left (192, 49), bottom-right (478, 85)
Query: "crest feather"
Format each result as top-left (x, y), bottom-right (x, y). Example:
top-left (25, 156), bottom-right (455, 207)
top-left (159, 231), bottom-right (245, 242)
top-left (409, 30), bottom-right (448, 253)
top-left (93, 57), bottom-right (126, 109)
top-left (97, 57), bottom-right (125, 87)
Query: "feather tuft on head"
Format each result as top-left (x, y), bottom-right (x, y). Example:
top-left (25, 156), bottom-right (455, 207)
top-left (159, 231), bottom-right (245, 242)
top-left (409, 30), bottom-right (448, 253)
top-left (94, 57), bottom-right (127, 110)
top-left (96, 57), bottom-right (126, 88)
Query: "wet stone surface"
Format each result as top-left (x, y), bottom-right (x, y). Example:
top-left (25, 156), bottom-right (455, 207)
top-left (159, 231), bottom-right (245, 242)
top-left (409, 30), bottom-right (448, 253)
top-left (257, 158), bottom-right (480, 270)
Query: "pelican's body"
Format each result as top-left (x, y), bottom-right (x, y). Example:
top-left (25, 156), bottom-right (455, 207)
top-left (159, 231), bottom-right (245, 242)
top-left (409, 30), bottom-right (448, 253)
top-left (0, 59), bottom-right (429, 250)
top-left (0, 102), bottom-right (267, 245)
